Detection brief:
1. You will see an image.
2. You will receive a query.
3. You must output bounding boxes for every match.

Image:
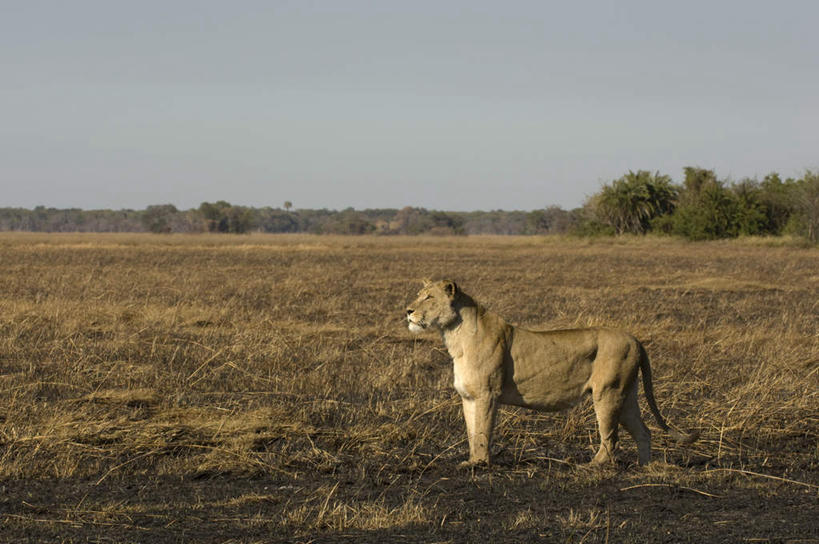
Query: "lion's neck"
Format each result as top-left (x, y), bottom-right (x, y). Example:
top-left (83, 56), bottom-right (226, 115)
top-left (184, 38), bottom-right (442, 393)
top-left (441, 297), bottom-right (510, 360)
top-left (441, 298), bottom-right (482, 355)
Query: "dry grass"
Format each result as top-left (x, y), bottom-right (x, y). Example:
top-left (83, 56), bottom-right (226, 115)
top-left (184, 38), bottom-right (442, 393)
top-left (0, 232), bottom-right (816, 543)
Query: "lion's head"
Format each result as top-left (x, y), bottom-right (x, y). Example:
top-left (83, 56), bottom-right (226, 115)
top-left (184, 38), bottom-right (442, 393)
top-left (406, 279), bottom-right (461, 332)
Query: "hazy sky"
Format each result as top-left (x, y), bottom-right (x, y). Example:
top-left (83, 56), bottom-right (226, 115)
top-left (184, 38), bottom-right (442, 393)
top-left (2, 1), bottom-right (817, 211)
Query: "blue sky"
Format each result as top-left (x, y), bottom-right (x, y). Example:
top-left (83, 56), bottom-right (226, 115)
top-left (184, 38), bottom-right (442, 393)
top-left (2, 1), bottom-right (817, 211)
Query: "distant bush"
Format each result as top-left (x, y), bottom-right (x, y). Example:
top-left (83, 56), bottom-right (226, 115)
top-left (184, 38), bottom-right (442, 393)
top-left (575, 167), bottom-right (817, 243)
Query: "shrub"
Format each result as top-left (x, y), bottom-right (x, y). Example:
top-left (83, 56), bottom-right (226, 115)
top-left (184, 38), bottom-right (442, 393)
top-left (588, 170), bottom-right (677, 234)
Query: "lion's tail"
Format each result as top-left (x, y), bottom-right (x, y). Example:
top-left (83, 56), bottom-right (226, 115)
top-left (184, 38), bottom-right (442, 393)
top-left (638, 343), bottom-right (699, 445)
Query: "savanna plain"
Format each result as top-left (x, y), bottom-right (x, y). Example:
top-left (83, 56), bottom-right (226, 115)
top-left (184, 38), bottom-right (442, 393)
top-left (0, 233), bottom-right (816, 543)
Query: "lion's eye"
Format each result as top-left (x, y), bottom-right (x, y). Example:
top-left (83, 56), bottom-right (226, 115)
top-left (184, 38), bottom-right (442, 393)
top-left (424, 294), bottom-right (433, 301)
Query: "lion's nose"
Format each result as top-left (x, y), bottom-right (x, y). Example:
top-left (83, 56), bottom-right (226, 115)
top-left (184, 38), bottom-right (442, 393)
top-left (406, 309), bottom-right (414, 316)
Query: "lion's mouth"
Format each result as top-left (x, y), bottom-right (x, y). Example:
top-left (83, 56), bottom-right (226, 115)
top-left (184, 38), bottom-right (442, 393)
top-left (407, 318), bottom-right (426, 332)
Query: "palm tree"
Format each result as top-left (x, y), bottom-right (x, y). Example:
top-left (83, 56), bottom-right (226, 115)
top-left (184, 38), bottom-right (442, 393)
top-left (593, 171), bottom-right (677, 234)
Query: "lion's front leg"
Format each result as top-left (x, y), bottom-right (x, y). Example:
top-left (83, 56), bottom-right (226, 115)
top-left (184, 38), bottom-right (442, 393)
top-left (459, 394), bottom-right (498, 467)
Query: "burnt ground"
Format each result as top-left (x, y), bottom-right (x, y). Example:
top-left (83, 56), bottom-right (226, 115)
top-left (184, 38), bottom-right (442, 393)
top-left (2, 456), bottom-right (816, 543)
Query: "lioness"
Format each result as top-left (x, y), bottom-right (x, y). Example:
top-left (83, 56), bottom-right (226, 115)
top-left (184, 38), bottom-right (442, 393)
top-left (406, 280), bottom-right (697, 467)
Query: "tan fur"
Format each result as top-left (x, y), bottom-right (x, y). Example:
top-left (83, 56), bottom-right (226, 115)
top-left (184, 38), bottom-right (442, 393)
top-left (406, 280), bottom-right (698, 467)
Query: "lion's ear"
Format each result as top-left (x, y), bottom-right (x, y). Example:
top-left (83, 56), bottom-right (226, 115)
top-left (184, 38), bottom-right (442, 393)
top-left (443, 281), bottom-right (458, 298)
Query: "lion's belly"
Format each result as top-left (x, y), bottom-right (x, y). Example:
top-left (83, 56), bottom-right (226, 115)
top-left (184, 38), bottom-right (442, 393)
top-left (500, 329), bottom-right (597, 411)
top-left (500, 370), bottom-right (589, 411)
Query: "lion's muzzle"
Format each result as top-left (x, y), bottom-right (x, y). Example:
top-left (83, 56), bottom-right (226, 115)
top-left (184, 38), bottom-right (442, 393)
top-left (406, 308), bottom-right (426, 332)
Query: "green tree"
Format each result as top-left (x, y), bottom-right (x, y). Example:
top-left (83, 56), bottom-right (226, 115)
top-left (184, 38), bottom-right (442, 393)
top-left (729, 179), bottom-right (768, 236)
top-left (757, 173), bottom-right (796, 234)
top-left (590, 170), bottom-right (677, 234)
top-left (255, 207), bottom-right (300, 233)
top-left (391, 207), bottom-right (428, 234)
top-left (141, 204), bottom-right (178, 233)
top-left (326, 208), bottom-right (374, 234)
top-left (787, 170), bottom-right (819, 242)
top-left (224, 205), bottom-right (254, 233)
top-left (198, 201), bottom-right (253, 233)
top-left (199, 201), bottom-right (228, 232)
top-left (681, 166), bottom-right (718, 196)
top-left (670, 173), bottom-right (740, 240)
top-left (524, 206), bottom-right (570, 234)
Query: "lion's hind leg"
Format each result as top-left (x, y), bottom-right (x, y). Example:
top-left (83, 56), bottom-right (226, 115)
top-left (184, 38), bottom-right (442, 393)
top-left (590, 388), bottom-right (622, 466)
top-left (619, 381), bottom-right (652, 465)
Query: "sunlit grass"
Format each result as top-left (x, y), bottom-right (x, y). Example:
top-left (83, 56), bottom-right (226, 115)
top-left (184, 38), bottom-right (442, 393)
top-left (0, 232), bottom-right (816, 542)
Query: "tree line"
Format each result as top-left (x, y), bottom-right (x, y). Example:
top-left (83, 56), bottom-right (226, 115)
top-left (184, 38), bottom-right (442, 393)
top-left (0, 201), bottom-right (570, 236)
top-left (1, 168), bottom-right (817, 242)
top-left (581, 168), bottom-right (818, 242)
